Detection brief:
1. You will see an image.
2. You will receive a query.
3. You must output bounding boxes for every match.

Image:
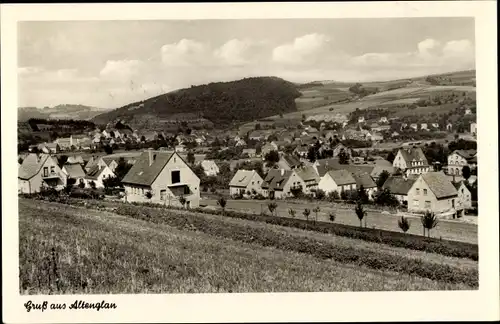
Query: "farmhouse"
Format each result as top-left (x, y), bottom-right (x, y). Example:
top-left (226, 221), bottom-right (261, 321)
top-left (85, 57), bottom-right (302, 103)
top-left (407, 172), bottom-right (458, 215)
top-left (229, 170), bottom-right (263, 197)
top-left (122, 150), bottom-right (200, 208)
top-left (261, 169), bottom-right (304, 199)
top-left (381, 176), bottom-right (416, 206)
top-left (447, 150), bottom-right (477, 176)
top-left (18, 153), bottom-right (67, 194)
top-left (392, 147), bottom-right (430, 176)
top-left (317, 170), bottom-right (357, 195)
top-left (453, 181), bottom-right (472, 211)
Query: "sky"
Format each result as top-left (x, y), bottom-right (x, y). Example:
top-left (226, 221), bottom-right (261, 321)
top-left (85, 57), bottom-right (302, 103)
top-left (18, 18), bottom-right (475, 109)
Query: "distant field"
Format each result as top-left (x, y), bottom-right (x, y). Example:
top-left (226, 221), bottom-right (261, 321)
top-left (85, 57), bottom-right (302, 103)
top-left (18, 199), bottom-right (474, 293)
top-left (363, 87), bottom-right (428, 99)
top-left (380, 97), bottom-right (421, 105)
top-left (390, 103), bottom-right (460, 117)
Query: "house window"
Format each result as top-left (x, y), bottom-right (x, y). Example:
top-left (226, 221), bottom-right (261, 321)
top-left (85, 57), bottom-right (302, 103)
top-left (461, 189), bottom-right (464, 194)
top-left (416, 188), bottom-right (420, 195)
top-left (50, 166), bottom-right (55, 174)
top-left (452, 199), bottom-right (455, 208)
top-left (425, 201), bottom-right (431, 209)
top-left (413, 200), bottom-right (419, 207)
top-left (43, 167), bottom-right (48, 177)
top-left (160, 190), bottom-right (166, 201)
top-left (171, 170), bottom-right (181, 184)
top-left (423, 189), bottom-right (427, 196)
top-left (184, 186), bottom-right (190, 195)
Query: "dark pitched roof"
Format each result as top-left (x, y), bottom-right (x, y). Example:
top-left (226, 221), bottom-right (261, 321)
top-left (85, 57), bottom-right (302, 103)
top-left (63, 163), bottom-right (86, 179)
top-left (85, 165), bottom-right (107, 180)
top-left (399, 147), bottom-right (429, 165)
top-left (262, 169), bottom-right (293, 190)
top-left (326, 170), bottom-right (356, 186)
top-left (352, 172), bottom-right (377, 188)
top-left (281, 154), bottom-right (301, 168)
top-left (421, 172), bottom-right (458, 199)
top-left (121, 151), bottom-right (175, 186)
top-left (382, 176), bottom-right (416, 195)
top-left (454, 149), bottom-right (477, 161)
top-left (296, 166), bottom-right (319, 184)
top-left (315, 158), bottom-right (375, 177)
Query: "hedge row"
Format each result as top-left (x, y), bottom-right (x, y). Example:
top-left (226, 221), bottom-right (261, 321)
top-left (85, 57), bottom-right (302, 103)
top-left (114, 204), bottom-right (478, 287)
top-left (125, 201), bottom-right (478, 261)
top-left (20, 195), bottom-right (478, 261)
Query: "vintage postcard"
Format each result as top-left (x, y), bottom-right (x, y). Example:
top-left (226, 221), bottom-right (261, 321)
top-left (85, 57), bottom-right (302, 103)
top-left (2, 1), bottom-right (499, 323)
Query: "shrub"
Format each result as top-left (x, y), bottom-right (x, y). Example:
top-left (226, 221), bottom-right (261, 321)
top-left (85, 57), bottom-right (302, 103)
top-left (303, 208), bottom-right (311, 222)
top-left (421, 211), bottom-right (439, 237)
top-left (315, 189), bottom-right (326, 200)
top-left (145, 191), bottom-right (153, 199)
top-left (288, 208), bottom-right (296, 218)
top-left (329, 212), bottom-right (336, 223)
top-left (355, 202), bottom-right (366, 228)
top-left (312, 206), bottom-right (321, 223)
top-left (398, 216), bottom-right (411, 233)
top-left (217, 196), bottom-right (227, 214)
top-left (328, 190), bottom-right (340, 201)
top-left (267, 202), bottom-right (278, 217)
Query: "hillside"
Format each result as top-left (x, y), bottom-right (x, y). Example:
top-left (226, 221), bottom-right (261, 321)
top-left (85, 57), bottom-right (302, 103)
top-left (18, 104), bottom-right (110, 122)
top-left (91, 77), bottom-right (301, 129)
top-left (253, 70), bottom-right (476, 126)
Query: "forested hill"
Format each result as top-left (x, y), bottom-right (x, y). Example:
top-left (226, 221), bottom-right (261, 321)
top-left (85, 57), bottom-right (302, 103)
top-left (92, 77), bottom-right (302, 128)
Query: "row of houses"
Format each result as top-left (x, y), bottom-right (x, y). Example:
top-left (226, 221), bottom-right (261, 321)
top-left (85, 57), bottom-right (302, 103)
top-left (18, 153), bottom-right (116, 193)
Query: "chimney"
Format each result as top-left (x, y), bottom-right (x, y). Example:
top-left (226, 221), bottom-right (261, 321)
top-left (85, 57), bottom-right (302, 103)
top-left (148, 148), bottom-right (154, 166)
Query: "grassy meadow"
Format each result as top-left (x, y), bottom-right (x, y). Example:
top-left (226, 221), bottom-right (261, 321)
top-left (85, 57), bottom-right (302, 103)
top-left (19, 199), bottom-right (477, 294)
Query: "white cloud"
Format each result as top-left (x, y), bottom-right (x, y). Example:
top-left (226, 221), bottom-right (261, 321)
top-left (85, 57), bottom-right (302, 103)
top-left (99, 60), bottom-right (143, 80)
top-left (214, 39), bottom-right (255, 66)
top-left (442, 39), bottom-right (474, 60)
top-left (161, 39), bottom-right (211, 67)
top-left (272, 33), bottom-right (331, 65)
top-left (349, 38), bottom-right (475, 72)
top-left (18, 66), bottom-right (44, 75)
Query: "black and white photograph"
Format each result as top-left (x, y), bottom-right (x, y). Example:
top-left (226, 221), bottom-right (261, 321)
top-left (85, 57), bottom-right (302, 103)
top-left (2, 2), bottom-right (499, 323)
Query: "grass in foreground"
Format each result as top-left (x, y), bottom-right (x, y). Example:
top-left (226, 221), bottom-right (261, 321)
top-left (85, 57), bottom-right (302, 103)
top-left (19, 199), bottom-right (473, 294)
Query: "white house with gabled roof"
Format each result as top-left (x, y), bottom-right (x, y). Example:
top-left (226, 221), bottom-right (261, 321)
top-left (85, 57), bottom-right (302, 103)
top-left (122, 149), bottom-right (200, 208)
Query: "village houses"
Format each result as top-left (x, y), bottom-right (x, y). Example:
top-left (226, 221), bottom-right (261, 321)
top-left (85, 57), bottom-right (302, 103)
top-left (122, 150), bottom-right (200, 208)
top-left (277, 154), bottom-right (302, 170)
top-left (61, 163), bottom-right (86, 186)
top-left (447, 149), bottom-right (477, 176)
top-left (200, 160), bottom-right (220, 176)
top-left (18, 153), bottom-right (67, 194)
top-left (407, 172), bottom-right (459, 216)
top-left (317, 170), bottom-right (357, 195)
top-left (229, 170), bottom-right (263, 197)
top-left (261, 169), bottom-right (305, 199)
top-left (453, 181), bottom-right (472, 212)
top-left (381, 175), bottom-right (417, 206)
top-left (392, 147), bottom-right (431, 176)
top-left (84, 163), bottom-right (115, 188)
